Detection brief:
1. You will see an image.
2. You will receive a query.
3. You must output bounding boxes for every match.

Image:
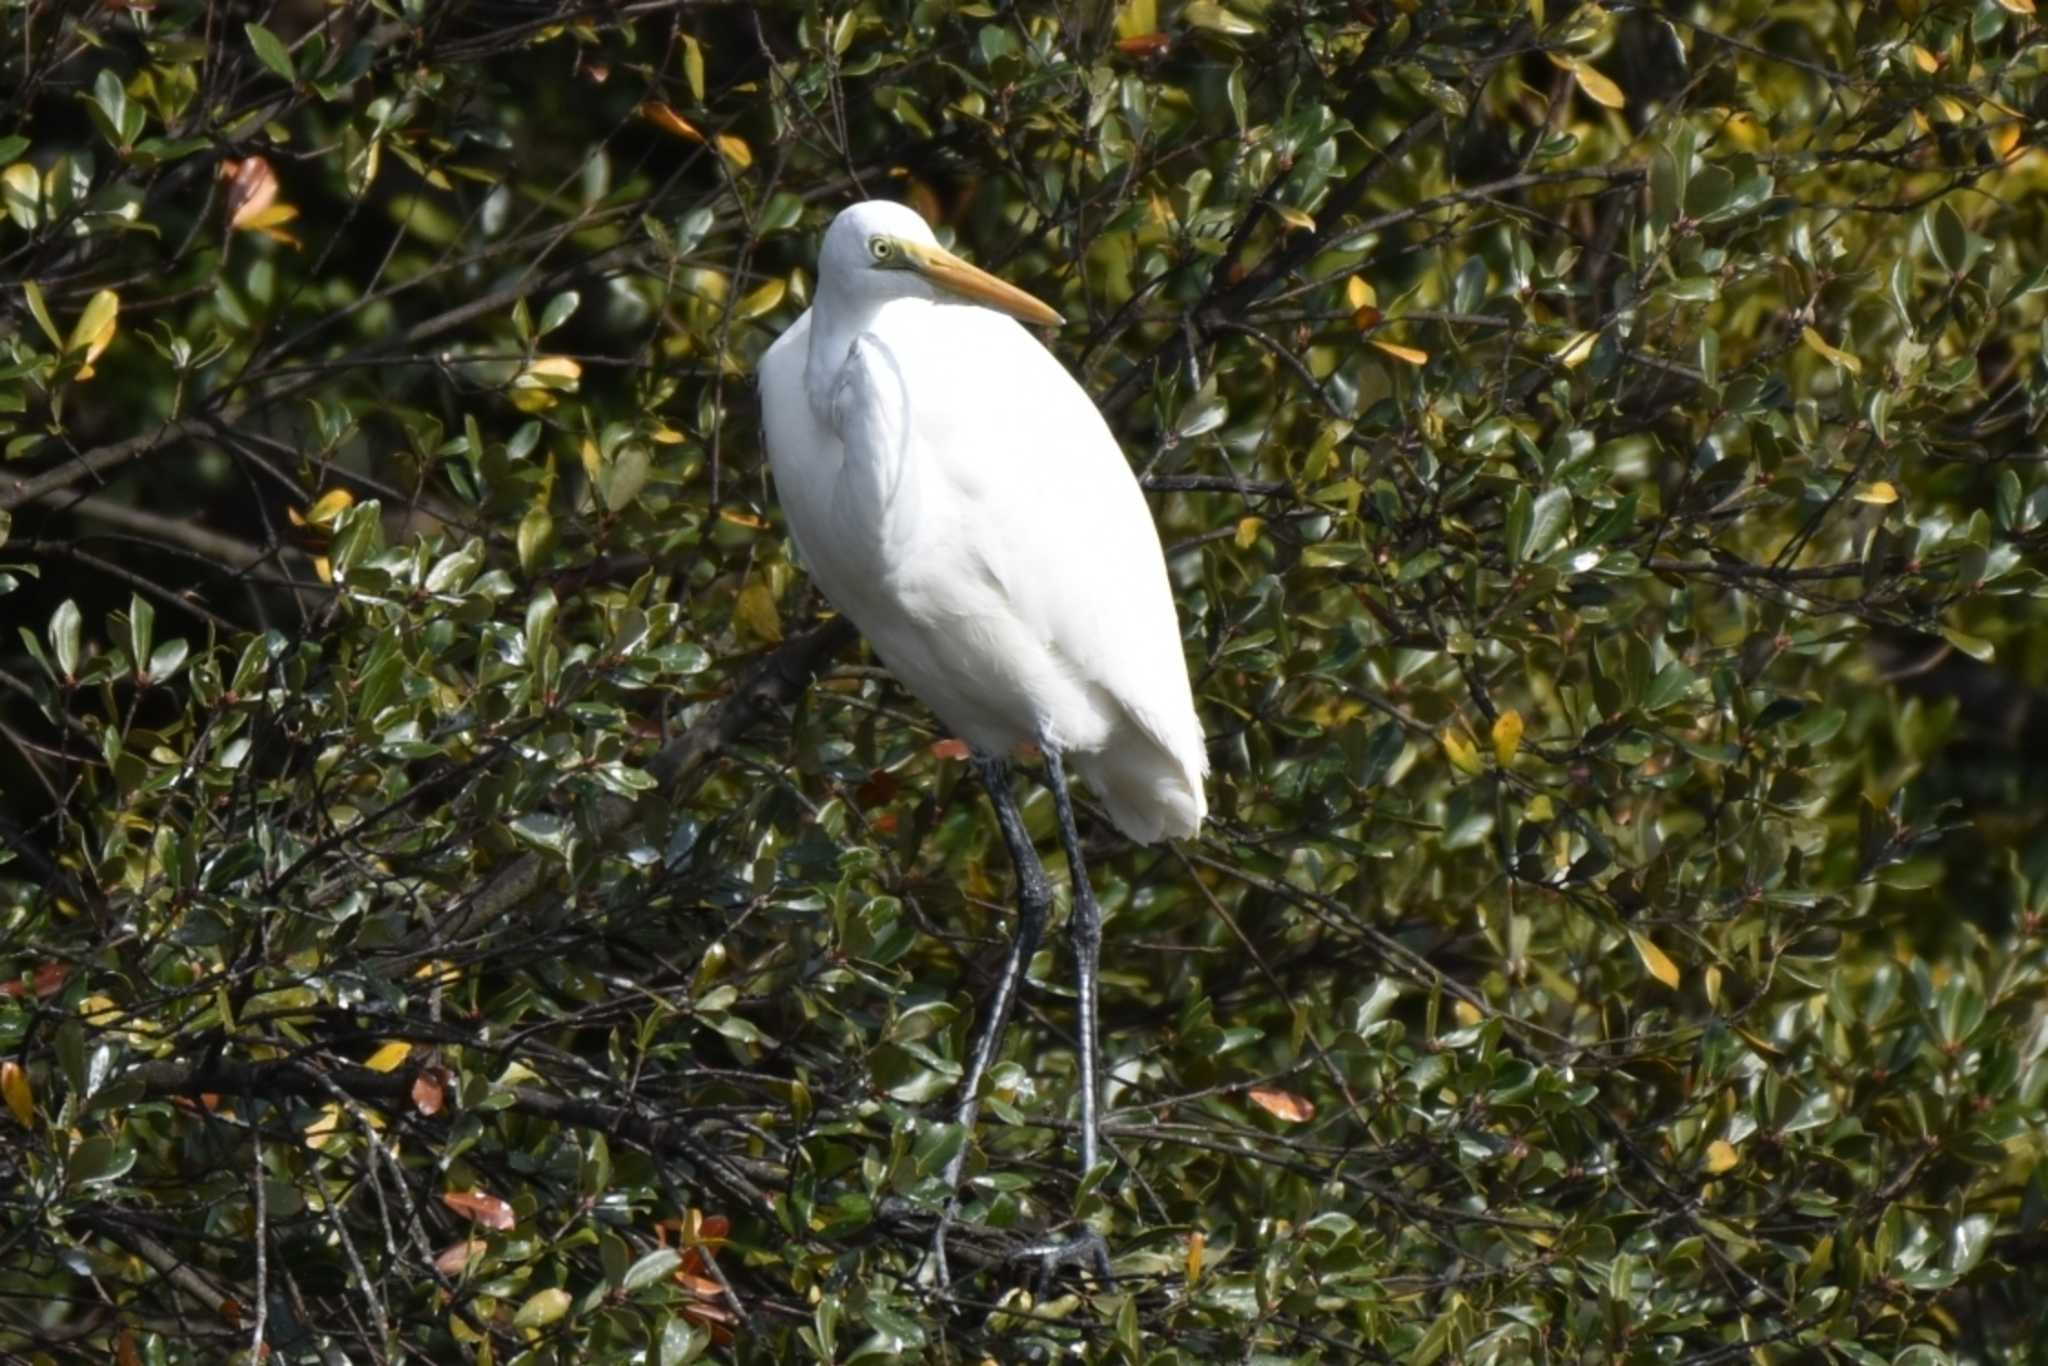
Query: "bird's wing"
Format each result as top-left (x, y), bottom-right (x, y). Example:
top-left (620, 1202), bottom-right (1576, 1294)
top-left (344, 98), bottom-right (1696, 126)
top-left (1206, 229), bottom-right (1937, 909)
top-left (877, 305), bottom-right (1208, 787)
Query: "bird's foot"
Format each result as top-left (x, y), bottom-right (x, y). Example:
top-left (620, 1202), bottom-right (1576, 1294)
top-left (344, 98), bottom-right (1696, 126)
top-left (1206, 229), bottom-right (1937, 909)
top-left (1014, 1225), bottom-right (1114, 1295)
top-left (921, 1210), bottom-right (1112, 1299)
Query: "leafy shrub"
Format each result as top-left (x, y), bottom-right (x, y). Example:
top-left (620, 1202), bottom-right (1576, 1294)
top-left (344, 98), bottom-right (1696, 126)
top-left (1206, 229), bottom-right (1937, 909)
top-left (4, 0), bottom-right (2048, 1360)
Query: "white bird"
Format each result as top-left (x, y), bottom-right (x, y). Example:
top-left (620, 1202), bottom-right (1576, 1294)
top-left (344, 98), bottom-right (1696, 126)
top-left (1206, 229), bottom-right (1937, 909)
top-left (759, 200), bottom-right (1206, 1275)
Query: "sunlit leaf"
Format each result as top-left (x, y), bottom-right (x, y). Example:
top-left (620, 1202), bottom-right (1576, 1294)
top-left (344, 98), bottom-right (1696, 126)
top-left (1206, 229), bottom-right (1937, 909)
top-left (1801, 326), bottom-right (1862, 373)
top-left (442, 1189), bottom-right (516, 1231)
top-left (1491, 709), bottom-right (1523, 765)
top-left (1630, 931), bottom-right (1681, 989)
top-left (1247, 1087), bottom-right (1314, 1122)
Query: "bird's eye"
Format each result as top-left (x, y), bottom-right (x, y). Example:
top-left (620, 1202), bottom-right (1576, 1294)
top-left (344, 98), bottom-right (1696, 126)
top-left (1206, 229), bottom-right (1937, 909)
top-left (869, 237), bottom-right (892, 261)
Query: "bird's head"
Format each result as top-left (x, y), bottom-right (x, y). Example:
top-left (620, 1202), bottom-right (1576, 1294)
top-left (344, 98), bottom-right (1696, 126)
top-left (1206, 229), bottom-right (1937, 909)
top-left (818, 200), bottom-right (1063, 327)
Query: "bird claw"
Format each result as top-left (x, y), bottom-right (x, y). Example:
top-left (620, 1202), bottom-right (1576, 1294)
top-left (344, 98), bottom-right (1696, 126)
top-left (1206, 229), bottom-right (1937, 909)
top-left (1017, 1226), bottom-right (1114, 1294)
top-left (924, 1211), bottom-right (1112, 1301)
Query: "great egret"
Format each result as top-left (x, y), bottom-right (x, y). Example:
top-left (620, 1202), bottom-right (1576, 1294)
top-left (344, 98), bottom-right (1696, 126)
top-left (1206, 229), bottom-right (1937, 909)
top-left (759, 200), bottom-right (1207, 1277)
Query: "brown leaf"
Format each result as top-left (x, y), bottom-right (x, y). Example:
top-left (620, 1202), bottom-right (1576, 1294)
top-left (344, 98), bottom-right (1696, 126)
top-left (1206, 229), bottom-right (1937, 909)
top-left (441, 1189), bottom-right (515, 1231)
top-left (1114, 32), bottom-right (1173, 56)
top-left (434, 1238), bottom-right (489, 1275)
top-left (412, 1067), bottom-right (448, 1116)
top-left (855, 769), bottom-right (901, 808)
top-left (640, 101), bottom-right (704, 143)
top-left (1247, 1086), bottom-right (1316, 1123)
top-left (929, 738), bottom-right (971, 761)
top-left (219, 156), bottom-right (280, 230)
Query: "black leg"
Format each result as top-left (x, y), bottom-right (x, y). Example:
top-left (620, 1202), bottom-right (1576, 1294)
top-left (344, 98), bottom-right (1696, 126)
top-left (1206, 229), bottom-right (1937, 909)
top-left (945, 754), bottom-right (1054, 1178)
top-left (931, 755), bottom-right (1052, 1284)
top-left (1040, 746), bottom-right (1103, 1180)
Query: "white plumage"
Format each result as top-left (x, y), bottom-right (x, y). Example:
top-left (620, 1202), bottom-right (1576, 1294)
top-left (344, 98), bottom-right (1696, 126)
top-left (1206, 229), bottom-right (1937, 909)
top-left (759, 201), bottom-right (1206, 842)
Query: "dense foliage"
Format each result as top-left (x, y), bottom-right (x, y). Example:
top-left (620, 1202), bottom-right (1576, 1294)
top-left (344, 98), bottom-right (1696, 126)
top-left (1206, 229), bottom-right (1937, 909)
top-left (5, 0), bottom-right (2048, 1359)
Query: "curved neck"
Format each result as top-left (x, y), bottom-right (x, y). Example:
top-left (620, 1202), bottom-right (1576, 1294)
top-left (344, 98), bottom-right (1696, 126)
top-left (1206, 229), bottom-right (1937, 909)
top-left (804, 289), bottom-right (929, 422)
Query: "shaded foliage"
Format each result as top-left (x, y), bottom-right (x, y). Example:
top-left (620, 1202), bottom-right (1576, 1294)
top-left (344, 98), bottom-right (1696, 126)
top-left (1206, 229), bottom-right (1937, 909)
top-left (4, 0), bottom-right (2048, 1360)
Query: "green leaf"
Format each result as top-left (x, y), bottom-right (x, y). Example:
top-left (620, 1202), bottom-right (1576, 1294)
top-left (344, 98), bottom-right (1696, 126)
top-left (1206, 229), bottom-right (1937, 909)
top-left (512, 1287), bottom-right (572, 1328)
top-left (21, 280), bottom-right (61, 350)
top-left (246, 23), bottom-right (297, 82)
top-left (621, 1247), bottom-right (682, 1292)
top-left (48, 600), bottom-right (80, 679)
top-left (538, 289), bottom-right (580, 336)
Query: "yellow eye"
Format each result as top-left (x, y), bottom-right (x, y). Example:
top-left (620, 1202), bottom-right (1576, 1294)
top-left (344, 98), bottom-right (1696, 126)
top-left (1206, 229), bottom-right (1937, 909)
top-left (869, 237), bottom-right (892, 261)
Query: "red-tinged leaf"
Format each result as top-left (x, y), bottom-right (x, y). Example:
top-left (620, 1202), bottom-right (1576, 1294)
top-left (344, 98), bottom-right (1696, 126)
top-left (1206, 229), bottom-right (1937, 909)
top-left (442, 1189), bottom-right (515, 1231)
top-left (1115, 32), bottom-right (1172, 56)
top-left (435, 1239), bottom-right (489, 1275)
top-left (1, 962), bottom-right (71, 999)
top-left (117, 1329), bottom-right (142, 1366)
top-left (930, 738), bottom-right (971, 761)
top-left (218, 1297), bottom-right (242, 1327)
top-left (1247, 1086), bottom-right (1316, 1122)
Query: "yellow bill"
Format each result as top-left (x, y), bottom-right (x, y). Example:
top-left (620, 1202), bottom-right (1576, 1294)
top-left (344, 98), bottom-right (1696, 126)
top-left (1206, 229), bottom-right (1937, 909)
top-left (896, 240), bottom-right (1063, 326)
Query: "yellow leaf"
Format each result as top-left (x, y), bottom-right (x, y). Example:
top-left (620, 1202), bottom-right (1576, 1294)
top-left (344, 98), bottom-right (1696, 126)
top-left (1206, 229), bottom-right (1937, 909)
top-left (304, 487), bottom-right (354, 527)
top-left (238, 202), bottom-right (300, 231)
top-left (1854, 481), bottom-right (1899, 505)
top-left (1270, 203), bottom-right (1315, 232)
top-left (1371, 339), bottom-right (1428, 365)
top-left (1996, 0), bottom-right (2034, 14)
top-left (1704, 1139), bottom-right (1740, 1175)
top-left (1571, 61), bottom-right (1626, 110)
top-left (735, 581), bottom-right (782, 643)
top-left (716, 133), bottom-right (753, 169)
top-left (365, 1041), bottom-right (412, 1073)
top-left (313, 556), bottom-right (333, 584)
top-left (1452, 1000), bottom-right (1482, 1026)
top-left (1235, 516), bottom-right (1264, 548)
top-left (1185, 1229), bottom-right (1205, 1283)
top-left (1907, 44), bottom-right (1939, 74)
top-left (514, 1287), bottom-right (573, 1329)
top-left (2, 1061), bottom-right (32, 1126)
top-left (736, 277), bottom-right (787, 321)
top-left (305, 1102), bottom-right (344, 1150)
top-left (513, 356), bottom-right (583, 412)
top-left (680, 34), bottom-right (707, 103)
top-left (650, 425), bottom-right (686, 444)
top-left (69, 289), bottom-right (120, 366)
top-left (1442, 728), bottom-right (1483, 776)
top-left (1491, 709), bottom-right (1524, 765)
top-left (1630, 931), bottom-right (1681, 989)
top-left (1704, 964), bottom-right (1722, 1005)
top-left (1116, 0), bottom-right (1157, 39)
top-left (78, 994), bottom-right (122, 1027)
top-left (1800, 326), bottom-right (1862, 374)
top-left (1991, 118), bottom-right (2024, 161)
top-left (522, 355), bottom-right (583, 386)
top-left (1556, 330), bottom-right (1598, 368)
top-left (1345, 275), bottom-right (1375, 310)
top-left (1524, 793), bottom-right (1554, 821)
